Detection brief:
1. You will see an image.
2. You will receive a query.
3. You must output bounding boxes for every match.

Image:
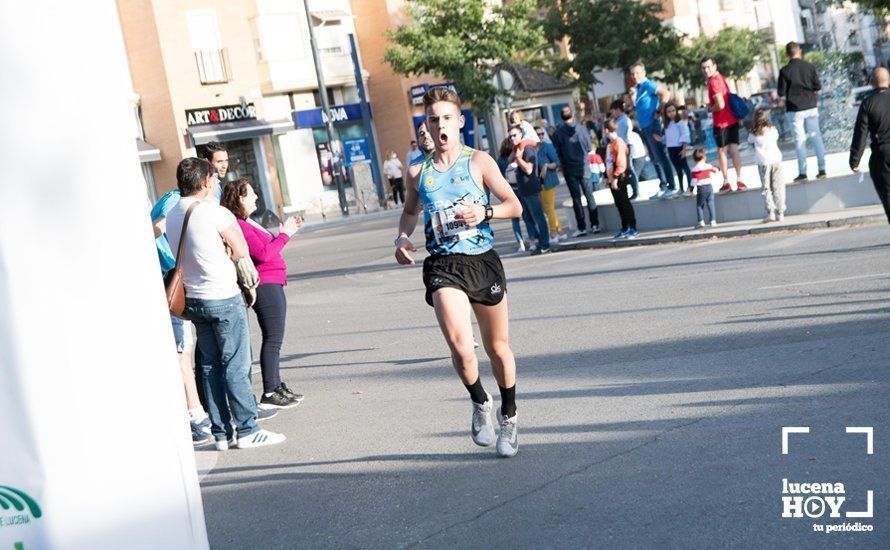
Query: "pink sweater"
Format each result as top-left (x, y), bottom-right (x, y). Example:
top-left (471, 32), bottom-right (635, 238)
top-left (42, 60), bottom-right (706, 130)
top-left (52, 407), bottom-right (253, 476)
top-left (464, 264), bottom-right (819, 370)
top-left (237, 218), bottom-right (290, 286)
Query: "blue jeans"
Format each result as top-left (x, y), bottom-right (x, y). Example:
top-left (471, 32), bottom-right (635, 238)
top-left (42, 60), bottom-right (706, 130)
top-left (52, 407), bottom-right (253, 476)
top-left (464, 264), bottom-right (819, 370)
top-left (640, 125), bottom-right (676, 190)
top-left (695, 185), bottom-right (716, 223)
top-left (787, 108), bottom-right (825, 175)
top-left (511, 215), bottom-right (538, 243)
top-left (667, 146), bottom-right (692, 192)
top-left (184, 293), bottom-right (258, 441)
top-left (564, 171), bottom-right (598, 231)
top-left (519, 193), bottom-right (550, 249)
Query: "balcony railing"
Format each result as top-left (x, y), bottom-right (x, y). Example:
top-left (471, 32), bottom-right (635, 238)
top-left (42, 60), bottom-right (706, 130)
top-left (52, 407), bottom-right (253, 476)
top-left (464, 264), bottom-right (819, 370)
top-left (195, 48), bottom-right (231, 85)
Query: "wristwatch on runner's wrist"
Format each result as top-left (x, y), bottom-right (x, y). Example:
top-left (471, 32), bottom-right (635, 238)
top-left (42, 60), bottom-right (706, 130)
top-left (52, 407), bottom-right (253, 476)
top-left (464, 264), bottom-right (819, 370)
top-left (484, 205), bottom-right (494, 222)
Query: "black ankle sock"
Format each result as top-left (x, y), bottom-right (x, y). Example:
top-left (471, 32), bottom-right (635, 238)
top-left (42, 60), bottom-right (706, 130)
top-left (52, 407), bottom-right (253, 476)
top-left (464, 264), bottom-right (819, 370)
top-left (464, 377), bottom-right (487, 404)
top-left (499, 384), bottom-right (516, 418)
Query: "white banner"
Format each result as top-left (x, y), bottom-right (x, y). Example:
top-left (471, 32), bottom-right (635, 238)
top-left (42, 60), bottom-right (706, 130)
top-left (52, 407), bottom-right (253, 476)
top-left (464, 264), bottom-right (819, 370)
top-left (0, 2), bottom-right (208, 549)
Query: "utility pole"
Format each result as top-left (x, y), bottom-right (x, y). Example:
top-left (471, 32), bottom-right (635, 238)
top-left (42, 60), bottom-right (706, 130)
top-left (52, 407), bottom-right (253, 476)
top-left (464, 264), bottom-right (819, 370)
top-left (302, 0), bottom-right (348, 216)
top-left (348, 33), bottom-right (384, 203)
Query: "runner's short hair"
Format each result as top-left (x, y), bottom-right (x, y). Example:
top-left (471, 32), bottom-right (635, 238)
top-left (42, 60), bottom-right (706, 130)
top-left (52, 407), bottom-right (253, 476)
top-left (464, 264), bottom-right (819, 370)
top-left (202, 141), bottom-right (227, 161)
top-left (176, 158), bottom-right (213, 197)
top-left (423, 86), bottom-right (461, 111)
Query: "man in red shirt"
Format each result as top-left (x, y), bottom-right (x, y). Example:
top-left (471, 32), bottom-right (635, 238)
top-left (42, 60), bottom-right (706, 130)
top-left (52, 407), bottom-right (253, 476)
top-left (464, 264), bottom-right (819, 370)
top-left (701, 57), bottom-right (747, 192)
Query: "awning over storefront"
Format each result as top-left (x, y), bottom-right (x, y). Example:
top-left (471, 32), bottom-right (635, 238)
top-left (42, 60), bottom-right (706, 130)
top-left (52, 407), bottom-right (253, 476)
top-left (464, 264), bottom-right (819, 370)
top-left (136, 138), bottom-right (161, 163)
top-left (186, 119), bottom-right (294, 146)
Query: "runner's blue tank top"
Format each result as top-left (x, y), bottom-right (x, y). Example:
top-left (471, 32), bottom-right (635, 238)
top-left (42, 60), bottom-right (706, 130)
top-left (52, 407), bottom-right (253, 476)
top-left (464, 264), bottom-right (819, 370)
top-left (417, 146), bottom-right (494, 256)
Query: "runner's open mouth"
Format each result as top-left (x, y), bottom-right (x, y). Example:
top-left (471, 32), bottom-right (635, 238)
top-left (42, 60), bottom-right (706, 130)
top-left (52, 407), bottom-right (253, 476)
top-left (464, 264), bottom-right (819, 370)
top-left (439, 133), bottom-right (449, 144)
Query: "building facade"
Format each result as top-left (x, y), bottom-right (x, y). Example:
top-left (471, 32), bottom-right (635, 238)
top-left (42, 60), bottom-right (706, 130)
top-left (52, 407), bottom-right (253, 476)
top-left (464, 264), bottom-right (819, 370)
top-left (118, 0), bottom-right (373, 220)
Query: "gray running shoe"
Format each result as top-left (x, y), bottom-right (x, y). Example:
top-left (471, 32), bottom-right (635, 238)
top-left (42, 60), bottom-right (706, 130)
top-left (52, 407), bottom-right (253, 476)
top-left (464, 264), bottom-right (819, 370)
top-left (471, 392), bottom-right (496, 447)
top-left (496, 409), bottom-right (519, 458)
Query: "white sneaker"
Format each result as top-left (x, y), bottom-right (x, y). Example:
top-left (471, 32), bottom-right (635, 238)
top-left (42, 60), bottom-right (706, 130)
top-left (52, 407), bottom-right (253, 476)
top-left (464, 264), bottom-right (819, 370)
top-left (590, 225), bottom-right (601, 234)
top-left (237, 429), bottom-right (286, 449)
top-left (571, 229), bottom-right (587, 238)
top-left (696, 221), bottom-right (705, 229)
top-left (516, 241), bottom-right (526, 253)
top-left (710, 220), bottom-right (718, 227)
top-left (528, 244), bottom-right (538, 253)
top-left (496, 409), bottom-right (519, 458)
top-left (471, 392), bottom-right (496, 447)
top-left (763, 213), bottom-right (776, 223)
top-left (215, 435), bottom-right (236, 451)
top-left (558, 233), bottom-right (568, 242)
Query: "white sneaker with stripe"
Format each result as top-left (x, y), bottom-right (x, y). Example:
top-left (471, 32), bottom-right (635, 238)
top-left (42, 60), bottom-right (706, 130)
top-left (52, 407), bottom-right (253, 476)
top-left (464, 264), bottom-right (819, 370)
top-left (236, 429), bottom-right (286, 449)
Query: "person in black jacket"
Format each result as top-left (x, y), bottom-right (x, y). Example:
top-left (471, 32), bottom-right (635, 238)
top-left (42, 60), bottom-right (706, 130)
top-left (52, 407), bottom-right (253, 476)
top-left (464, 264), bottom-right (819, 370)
top-left (552, 107), bottom-right (599, 236)
top-left (851, 67), bottom-right (890, 224)
top-left (778, 41), bottom-right (827, 181)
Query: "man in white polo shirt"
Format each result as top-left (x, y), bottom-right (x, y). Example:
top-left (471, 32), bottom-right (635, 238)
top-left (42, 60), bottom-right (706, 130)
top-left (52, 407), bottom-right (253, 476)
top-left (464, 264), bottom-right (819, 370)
top-left (166, 157), bottom-right (285, 451)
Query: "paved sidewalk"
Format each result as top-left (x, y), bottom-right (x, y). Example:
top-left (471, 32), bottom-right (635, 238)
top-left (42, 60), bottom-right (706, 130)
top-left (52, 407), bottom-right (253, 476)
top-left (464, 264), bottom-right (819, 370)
top-left (549, 205), bottom-right (886, 250)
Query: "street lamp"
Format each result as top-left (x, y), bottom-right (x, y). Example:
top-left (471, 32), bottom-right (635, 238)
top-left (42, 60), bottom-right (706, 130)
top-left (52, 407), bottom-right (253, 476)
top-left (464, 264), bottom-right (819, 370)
top-left (302, 0), bottom-right (349, 217)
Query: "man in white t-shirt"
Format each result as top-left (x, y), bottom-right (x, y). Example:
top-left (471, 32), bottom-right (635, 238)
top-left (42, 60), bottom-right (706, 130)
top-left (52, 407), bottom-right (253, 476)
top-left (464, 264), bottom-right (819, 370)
top-left (166, 157), bottom-right (285, 451)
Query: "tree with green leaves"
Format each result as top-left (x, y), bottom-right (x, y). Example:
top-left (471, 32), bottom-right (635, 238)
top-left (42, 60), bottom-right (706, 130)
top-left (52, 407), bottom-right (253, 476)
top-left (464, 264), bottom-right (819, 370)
top-left (830, 0), bottom-right (889, 15)
top-left (384, 0), bottom-right (543, 153)
top-left (541, 0), bottom-right (681, 86)
top-left (665, 27), bottom-right (769, 89)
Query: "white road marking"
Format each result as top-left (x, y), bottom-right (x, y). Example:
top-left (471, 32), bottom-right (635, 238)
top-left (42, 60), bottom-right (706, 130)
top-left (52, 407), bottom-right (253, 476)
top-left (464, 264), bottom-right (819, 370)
top-left (759, 272), bottom-right (890, 290)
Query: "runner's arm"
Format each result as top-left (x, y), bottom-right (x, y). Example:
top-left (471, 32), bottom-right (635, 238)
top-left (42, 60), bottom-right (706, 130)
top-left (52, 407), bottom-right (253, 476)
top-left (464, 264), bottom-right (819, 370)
top-left (461, 152), bottom-right (522, 222)
top-left (395, 164), bottom-right (422, 265)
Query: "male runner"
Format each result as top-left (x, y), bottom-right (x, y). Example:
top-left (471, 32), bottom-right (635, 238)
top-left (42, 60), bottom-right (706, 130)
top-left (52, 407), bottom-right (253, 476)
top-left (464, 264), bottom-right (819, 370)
top-left (394, 87), bottom-right (523, 458)
top-left (411, 118), bottom-right (435, 165)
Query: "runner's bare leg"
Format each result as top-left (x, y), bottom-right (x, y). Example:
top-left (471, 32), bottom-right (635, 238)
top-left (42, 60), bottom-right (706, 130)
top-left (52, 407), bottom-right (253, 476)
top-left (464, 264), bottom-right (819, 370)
top-left (432, 287), bottom-right (479, 384)
top-left (472, 296), bottom-right (515, 388)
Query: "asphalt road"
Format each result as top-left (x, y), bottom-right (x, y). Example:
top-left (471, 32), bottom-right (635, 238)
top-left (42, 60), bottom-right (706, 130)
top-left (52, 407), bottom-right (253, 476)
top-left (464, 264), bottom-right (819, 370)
top-left (199, 215), bottom-right (890, 549)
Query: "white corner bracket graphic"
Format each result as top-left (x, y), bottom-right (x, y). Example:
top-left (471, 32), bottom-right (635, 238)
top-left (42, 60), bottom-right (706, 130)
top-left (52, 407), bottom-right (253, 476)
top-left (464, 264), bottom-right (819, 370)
top-left (846, 490), bottom-right (874, 519)
top-left (782, 427), bottom-right (810, 455)
top-left (845, 426), bottom-right (874, 455)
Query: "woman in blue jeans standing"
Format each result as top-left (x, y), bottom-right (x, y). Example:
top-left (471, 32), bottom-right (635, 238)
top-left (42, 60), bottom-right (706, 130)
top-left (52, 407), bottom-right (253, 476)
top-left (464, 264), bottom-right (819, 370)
top-left (498, 137), bottom-right (536, 253)
top-left (507, 125), bottom-right (551, 255)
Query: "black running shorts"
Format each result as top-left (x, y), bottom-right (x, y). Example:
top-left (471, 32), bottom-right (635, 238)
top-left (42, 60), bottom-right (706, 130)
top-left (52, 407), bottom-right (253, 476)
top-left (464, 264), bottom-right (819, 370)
top-left (714, 122), bottom-right (740, 148)
top-left (422, 249), bottom-right (506, 307)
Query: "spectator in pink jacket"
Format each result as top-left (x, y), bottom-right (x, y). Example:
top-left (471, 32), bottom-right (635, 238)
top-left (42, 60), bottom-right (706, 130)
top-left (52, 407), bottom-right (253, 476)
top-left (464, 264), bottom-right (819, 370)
top-left (222, 178), bottom-right (304, 410)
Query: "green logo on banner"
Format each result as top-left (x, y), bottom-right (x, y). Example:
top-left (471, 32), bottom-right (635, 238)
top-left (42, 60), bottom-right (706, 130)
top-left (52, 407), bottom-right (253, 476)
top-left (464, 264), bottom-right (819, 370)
top-left (0, 486), bottom-right (41, 529)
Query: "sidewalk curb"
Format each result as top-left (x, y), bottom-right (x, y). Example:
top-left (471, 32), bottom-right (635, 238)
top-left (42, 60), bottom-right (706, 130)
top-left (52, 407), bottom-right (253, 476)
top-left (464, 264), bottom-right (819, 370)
top-left (551, 214), bottom-right (886, 251)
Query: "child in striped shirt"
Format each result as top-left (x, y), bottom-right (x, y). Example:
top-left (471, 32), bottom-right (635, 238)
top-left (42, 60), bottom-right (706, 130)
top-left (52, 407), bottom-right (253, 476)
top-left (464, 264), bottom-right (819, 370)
top-left (690, 149), bottom-right (718, 228)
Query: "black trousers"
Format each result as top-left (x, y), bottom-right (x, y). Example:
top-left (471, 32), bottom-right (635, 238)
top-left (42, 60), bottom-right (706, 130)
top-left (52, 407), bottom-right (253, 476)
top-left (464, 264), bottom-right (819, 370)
top-left (609, 177), bottom-right (636, 231)
top-left (390, 177), bottom-right (405, 204)
top-left (254, 284), bottom-right (287, 394)
top-left (564, 171), bottom-right (598, 230)
top-left (869, 152), bottom-right (890, 224)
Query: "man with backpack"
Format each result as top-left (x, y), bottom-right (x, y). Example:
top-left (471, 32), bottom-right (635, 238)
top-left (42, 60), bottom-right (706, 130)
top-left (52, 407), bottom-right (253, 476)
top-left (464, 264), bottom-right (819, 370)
top-left (701, 57), bottom-right (748, 192)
